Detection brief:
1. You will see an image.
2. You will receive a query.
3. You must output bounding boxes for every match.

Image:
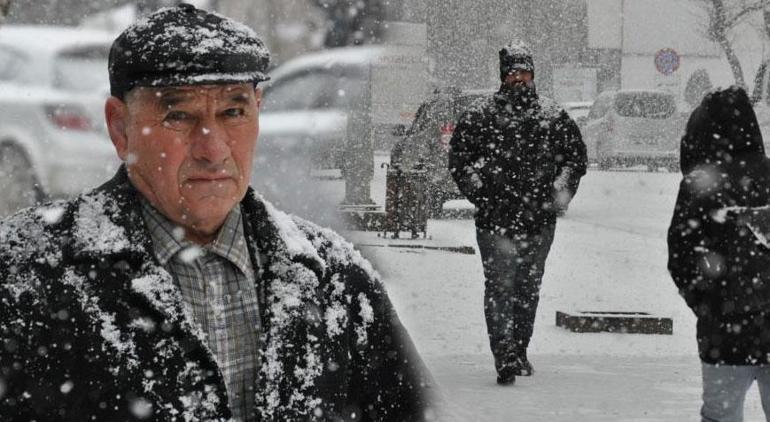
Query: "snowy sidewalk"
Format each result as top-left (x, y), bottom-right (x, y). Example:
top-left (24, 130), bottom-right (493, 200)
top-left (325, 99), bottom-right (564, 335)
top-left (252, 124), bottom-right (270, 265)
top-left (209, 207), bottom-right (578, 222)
top-left (428, 353), bottom-right (767, 422)
top-left (347, 170), bottom-right (768, 421)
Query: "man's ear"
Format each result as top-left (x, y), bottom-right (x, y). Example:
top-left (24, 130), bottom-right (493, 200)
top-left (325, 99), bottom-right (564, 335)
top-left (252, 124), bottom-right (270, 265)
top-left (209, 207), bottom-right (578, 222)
top-left (105, 96), bottom-right (130, 161)
top-left (254, 87), bottom-right (262, 110)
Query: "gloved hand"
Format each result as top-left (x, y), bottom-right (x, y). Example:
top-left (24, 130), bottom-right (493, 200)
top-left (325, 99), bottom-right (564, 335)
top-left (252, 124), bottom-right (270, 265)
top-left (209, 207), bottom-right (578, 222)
top-left (553, 189), bottom-right (572, 216)
top-left (553, 168), bottom-right (573, 216)
top-left (721, 206), bottom-right (770, 248)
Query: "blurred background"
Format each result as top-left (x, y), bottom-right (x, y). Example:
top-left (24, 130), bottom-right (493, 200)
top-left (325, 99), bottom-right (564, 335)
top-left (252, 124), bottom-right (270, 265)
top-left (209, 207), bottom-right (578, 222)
top-left (2, 0), bottom-right (770, 228)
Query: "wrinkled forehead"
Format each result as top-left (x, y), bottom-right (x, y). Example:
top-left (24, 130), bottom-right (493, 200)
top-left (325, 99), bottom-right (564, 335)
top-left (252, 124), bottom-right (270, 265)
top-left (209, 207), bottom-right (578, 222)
top-left (127, 83), bottom-right (258, 108)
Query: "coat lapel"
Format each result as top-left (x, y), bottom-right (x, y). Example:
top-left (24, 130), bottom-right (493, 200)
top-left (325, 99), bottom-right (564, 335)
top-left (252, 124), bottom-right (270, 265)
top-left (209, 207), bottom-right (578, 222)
top-left (67, 167), bottom-right (216, 366)
top-left (240, 190), bottom-right (331, 419)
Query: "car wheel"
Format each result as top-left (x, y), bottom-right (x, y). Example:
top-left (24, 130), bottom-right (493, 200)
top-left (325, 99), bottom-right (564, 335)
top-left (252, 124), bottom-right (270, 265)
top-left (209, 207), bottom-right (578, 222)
top-left (0, 143), bottom-right (44, 217)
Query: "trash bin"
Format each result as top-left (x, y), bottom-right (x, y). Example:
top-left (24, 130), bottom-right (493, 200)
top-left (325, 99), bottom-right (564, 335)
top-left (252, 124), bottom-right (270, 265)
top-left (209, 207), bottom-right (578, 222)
top-left (383, 163), bottom-right (429, 239)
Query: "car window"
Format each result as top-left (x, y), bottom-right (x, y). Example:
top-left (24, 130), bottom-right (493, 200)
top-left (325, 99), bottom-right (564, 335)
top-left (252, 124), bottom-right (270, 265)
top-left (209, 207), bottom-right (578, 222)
top-left (406, 100), bottom-right (437, 135)
top-left (53, 45), bottom-right (110, 93)
top-left (263, 71), bottom-right (339, 112)
top-left (0, 46), bottom-right (26, 82)
top-left (588, 94), bottom-right (613, 119)
top-left (329, 74), bottom-right (366, 109)
top-left (614, 92), bottom-right (676, 118)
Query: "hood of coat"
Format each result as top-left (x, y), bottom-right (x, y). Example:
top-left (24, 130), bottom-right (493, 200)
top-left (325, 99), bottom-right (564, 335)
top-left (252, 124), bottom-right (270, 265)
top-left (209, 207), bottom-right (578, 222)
top-left (680, 86), bottom-right (764, 174)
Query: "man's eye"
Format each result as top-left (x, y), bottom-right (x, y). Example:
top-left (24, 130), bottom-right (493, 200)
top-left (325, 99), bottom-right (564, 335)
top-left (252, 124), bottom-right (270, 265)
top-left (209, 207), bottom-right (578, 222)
top-left (164, 111), bottom-right (192, 122)
top-left (224, 108), bottom-right (246, 118)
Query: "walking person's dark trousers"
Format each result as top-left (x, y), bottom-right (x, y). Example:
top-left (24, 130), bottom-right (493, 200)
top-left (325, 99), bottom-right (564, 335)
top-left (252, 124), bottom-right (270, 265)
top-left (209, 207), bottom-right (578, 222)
top-left (476, 224), bottom-right (556, 371)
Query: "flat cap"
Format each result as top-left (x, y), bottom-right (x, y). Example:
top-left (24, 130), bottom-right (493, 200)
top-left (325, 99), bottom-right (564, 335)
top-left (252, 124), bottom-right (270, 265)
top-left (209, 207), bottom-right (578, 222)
top-left (109, 3), bottom-right (270, 99)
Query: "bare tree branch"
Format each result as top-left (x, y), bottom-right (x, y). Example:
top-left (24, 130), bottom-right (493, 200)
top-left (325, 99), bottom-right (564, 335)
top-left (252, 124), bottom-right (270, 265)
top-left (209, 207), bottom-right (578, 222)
top-left (724, 1), bottom-right (765, 27)
top-left (702, 0), bottom-right (748, 87)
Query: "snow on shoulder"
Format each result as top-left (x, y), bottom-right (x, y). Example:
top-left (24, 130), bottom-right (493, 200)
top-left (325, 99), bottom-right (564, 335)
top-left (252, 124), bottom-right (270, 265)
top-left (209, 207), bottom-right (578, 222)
top-left (74, 191), bottom-right (134, 255)
top-left (255, 190), bottom-right (380, 286)
top-left (291, 215), bottom-right (381, 284)
top-left (257, 192), bottom-right (325, 270)
top-left (0, 200), bottom-right (68, 267)
top-left (538, 95), bottom-right (566, 121)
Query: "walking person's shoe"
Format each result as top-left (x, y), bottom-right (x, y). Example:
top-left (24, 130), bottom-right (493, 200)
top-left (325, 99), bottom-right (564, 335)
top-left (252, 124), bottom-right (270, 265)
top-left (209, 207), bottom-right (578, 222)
top-left (496, 366), bottom-right (516, 385)
top-left (512, 356), bottom-right (534, 376)
top-left (510, 349), bottom-right (534, 376)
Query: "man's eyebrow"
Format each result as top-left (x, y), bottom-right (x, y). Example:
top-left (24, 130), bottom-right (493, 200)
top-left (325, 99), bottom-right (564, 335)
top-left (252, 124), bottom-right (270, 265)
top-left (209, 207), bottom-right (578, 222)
top-left (226, 92), bottom-right (252, 105)
top-left (157, 90), bottom-right (194, 107)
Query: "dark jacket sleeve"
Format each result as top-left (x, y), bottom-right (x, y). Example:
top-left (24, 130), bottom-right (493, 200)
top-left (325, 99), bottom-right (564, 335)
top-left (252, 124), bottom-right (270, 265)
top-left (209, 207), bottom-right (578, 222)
top-left (0, 243), bottom-right (84, 420)
top-left (347, 265), bottom-right (434, 422)
top-left (667, 177), bottom-right (719, 316)
top-left (448, 110), bottom-right (486, 205)
top-left (553, 111), bottom-right (588, 198)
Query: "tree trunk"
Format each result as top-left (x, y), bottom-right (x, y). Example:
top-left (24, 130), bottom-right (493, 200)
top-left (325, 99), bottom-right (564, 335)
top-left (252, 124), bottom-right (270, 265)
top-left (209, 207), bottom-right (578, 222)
top-left (764, 0), bottom-right (770, 45)
top-left (711, 0), bottom-right (746, 87)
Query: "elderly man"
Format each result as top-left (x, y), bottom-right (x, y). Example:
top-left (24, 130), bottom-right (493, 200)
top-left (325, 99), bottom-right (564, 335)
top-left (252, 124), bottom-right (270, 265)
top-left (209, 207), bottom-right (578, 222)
top-left (0, 4), bottom-right (431, 421)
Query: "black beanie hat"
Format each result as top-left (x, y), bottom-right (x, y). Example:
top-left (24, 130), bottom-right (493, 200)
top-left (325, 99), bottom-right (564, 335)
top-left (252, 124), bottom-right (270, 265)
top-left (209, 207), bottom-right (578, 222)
top-left (499, 41), bottom-right (534, 81)
top-left (108, 3), bottom-right (271, 99)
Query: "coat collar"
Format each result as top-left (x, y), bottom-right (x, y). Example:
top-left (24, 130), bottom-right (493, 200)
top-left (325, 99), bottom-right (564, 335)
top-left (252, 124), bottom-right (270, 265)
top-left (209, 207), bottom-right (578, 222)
top-left (68, 166), bottom-right (327, 322)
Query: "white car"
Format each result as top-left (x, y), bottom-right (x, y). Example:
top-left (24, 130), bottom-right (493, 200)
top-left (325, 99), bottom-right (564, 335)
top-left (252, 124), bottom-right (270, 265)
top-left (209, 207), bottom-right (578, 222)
top-left (583, 89), bottom-right (685, 170)
top-left (0, 25), bottom-right (120, 216)
top-left (257, 46), bottom-right (393, 171)
top-left (563, 100), bottom-right (593, 130)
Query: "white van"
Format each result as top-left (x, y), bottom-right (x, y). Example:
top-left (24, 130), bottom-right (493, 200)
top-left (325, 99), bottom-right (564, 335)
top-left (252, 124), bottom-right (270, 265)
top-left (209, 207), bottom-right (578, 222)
top-left (583, 89), bottom-right (685, 170)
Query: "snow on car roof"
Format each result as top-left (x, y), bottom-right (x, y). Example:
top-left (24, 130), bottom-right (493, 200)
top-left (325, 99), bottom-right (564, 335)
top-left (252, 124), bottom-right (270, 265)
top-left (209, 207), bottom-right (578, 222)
top-left (615, 88), bottom-right (673, 96)
top-left (269, 45), bottom-right (388, 79)
top-left (0, 81), bottom-right (98, 102)
top-left (563, 101), bottom-right (593, 109)
top-left (0, 25), bottom-right (114, 54)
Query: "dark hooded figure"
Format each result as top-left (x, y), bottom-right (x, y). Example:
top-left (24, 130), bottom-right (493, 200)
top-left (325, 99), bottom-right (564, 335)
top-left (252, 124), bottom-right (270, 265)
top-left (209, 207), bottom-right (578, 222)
top-left (668, 86), bottom-right (770, 421)
top-left (448, 41), bottom-right (587, 385)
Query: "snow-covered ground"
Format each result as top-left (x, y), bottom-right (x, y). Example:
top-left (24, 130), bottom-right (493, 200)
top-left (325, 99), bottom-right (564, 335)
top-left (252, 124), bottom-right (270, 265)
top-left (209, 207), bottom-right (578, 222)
top-left (253, 154), bottom-right (767, 420)
top-left (350, 164), bottom-right (766, 421)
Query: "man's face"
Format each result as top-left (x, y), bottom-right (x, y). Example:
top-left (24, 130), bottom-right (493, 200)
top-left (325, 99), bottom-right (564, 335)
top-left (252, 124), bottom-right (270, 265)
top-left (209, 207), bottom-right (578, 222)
top-left (106, 83), bottom-right (261, 244)
top-left (504, 69), bottom-right (534, 87)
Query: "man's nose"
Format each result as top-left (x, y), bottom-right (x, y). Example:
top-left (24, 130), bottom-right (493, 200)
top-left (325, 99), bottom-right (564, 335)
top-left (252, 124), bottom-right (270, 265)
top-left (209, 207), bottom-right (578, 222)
top-left (191, 119), bottom-right (230, 165)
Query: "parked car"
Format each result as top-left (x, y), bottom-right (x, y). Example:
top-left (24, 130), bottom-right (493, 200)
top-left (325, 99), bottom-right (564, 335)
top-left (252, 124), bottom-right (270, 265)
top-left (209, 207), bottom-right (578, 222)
top-left (390, 87), bottom-right (491, 216)
top-left (258, 46), bottom-right (389, 171)
top-left (563, 100), bottom-right (593, 130)
top-left (583, 89), bottom-right (685, 170)
top-left (0, 25), bottom-right (120, 216)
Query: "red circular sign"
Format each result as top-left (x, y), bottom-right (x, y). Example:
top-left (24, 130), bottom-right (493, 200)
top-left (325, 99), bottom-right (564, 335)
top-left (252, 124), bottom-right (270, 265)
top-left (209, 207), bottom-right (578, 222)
top-left (655, 48), bottom-right (680, 75)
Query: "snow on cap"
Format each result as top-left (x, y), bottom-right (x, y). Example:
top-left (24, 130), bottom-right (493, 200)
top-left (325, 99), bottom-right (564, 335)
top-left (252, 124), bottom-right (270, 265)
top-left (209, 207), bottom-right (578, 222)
top-left (109, 3), bottom-right (271, 99)
top-left (499, 40), bottom-right (534, 81)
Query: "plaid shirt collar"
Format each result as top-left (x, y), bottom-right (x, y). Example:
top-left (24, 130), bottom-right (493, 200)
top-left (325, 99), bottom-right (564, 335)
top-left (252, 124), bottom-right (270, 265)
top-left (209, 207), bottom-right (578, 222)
top-left (140, 199), bottom-right (255, 276)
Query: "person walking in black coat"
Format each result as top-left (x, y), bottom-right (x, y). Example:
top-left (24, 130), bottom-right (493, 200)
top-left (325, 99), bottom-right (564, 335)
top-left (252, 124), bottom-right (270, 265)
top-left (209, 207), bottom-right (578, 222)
top-left (0, 4), bottom-right (433, 421)
top-left (668, 86), bottom-right (770, 421)
top-left (448, 41), bottom-right (587, 385)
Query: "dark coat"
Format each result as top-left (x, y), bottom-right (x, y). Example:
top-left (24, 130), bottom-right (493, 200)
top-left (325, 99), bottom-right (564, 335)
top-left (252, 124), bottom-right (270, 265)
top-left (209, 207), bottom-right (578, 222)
top-left (448, 86), bottom-right (587, 234)
top-left (668, 86), bottom-right (770, 365)
top-left (0, 168), bottom-right (433, 421)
